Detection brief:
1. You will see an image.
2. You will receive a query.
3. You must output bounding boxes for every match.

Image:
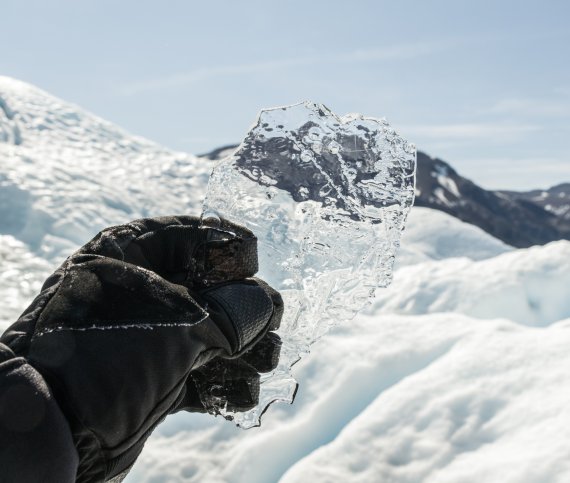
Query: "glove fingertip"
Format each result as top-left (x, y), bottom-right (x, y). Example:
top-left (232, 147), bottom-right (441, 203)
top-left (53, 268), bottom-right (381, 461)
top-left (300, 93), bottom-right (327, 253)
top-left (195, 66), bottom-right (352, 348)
top-left (202, 282), bottom-right (273, 353)
top-left (252, 279), bottom-right (284, 331)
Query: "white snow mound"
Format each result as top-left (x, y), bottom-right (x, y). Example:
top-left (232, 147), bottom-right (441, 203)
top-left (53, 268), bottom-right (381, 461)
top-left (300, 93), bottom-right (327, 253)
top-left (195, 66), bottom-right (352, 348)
top-left (396, 207), bottom-right (512, 266)
top-left (375, 240), bottom-right (570, 326)
top-left (280, 314), bottom-right (570, 483)
top-left (0, 76), bottom-right (211, 261)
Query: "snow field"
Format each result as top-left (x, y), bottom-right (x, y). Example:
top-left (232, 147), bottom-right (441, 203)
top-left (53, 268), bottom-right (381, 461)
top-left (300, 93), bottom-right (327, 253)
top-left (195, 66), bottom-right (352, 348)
top-left (281, 315), bottom-right (570, 483)
top-left (375, 239), bottom-right (570, 327)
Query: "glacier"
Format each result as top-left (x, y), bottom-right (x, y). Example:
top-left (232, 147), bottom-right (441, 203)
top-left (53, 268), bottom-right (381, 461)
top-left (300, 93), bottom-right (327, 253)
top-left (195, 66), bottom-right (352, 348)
top-left (1, 76), bottom-right (570, 483)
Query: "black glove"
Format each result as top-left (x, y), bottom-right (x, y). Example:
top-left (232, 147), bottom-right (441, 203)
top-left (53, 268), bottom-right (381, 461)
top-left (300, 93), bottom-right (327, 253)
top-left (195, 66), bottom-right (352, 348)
top-left (0, 216), bottom-right (283, 483)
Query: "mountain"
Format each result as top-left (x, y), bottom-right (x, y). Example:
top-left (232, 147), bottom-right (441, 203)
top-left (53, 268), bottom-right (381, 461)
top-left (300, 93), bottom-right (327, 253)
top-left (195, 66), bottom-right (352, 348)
top-left (201, 145), bottom-right (569, 248)
top-left (2, 77), bottom-right (570, 483)
top-left (414, 152), bottom-right (570, 248)
top-left (500, 183), bottom-right (570, 220)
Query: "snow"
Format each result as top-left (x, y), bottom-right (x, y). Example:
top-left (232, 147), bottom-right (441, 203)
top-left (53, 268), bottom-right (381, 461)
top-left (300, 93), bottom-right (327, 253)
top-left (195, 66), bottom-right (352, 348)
top-left (1, 77), bottom-right (570, 482)
top-left (0, 76), bottom-right (211, 264)
top-left (373, 241), bottom-right (570, 326)
top-left (396, 207), bottom-right (512, 266)
top-left (545, 203), bottom-right (570, 217)
top-left (431, 163), bottom-right (460, 201)
top-left (0, 235), bottom-right (51, 327)
top-left (438, 174), bottom-right (460, 198)
top-left (281, 315), bottom-right (570, 483)
top-left (433, 186), bottom-right (449, 205)
top-left (436, 175), bottom-right (460, 199)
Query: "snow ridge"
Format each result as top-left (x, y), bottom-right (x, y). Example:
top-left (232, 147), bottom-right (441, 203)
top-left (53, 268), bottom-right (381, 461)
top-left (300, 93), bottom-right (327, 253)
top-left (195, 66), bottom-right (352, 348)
top-left (0, 76), bottom-right (212, 262)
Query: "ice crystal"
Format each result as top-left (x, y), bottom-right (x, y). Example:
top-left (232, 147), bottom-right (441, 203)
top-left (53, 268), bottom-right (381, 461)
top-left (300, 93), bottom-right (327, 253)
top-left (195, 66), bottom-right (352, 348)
top-left (202, 102), bottom-right (416, 427)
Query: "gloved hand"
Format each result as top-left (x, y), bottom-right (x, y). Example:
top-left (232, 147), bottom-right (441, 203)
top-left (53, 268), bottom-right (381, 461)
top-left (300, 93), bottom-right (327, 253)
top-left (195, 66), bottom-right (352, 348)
top-left (0, 216), bottom-right (283, 483)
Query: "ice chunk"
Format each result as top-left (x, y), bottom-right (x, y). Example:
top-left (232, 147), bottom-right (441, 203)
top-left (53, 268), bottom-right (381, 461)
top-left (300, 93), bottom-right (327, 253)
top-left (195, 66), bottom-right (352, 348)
top-left (201, 101), bottom-right (416, 427)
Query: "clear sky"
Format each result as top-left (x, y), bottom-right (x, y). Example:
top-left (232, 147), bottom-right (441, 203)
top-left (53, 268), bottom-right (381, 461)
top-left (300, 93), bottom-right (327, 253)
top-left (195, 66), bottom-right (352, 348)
top-left (1, 0), bottom-right (569, 190)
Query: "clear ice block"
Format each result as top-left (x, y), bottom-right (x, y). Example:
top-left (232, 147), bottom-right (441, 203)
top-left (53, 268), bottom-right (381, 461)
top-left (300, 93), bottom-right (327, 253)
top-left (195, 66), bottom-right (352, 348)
top-left (201, 101), bottom-right (416, 427)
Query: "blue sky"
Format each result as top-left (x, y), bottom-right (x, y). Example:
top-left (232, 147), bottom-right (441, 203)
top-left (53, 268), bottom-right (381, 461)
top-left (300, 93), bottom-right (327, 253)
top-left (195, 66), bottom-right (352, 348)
top-left (1, 0), bottom-right (569, 189)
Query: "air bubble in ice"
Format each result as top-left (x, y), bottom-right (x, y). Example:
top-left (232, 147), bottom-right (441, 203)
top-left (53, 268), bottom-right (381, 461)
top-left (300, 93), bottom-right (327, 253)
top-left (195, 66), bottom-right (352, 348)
top-left (202, 101), bottom-right (416, 428)
top-left (300, 150), bottom-right (313, 163)
top-left (328, 141), bottom-right (341, 154)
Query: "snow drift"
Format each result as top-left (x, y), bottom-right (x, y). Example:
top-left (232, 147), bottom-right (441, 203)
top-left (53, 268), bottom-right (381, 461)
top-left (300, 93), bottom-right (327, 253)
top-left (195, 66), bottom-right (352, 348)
top-left (0, 76), bottom-right (210, 263)
top-left (1, 76), bottom-right (569, 483)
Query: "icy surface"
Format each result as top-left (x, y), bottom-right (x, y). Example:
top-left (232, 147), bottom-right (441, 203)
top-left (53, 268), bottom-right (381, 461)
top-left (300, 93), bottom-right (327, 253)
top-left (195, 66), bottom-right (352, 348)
top-left (3, 77), bottom-right (570, 483)
top-left (202, 102), bottom-right (416, 427)
top-left (373, 240), bottom-right (570, 326)
top-left (0, 76), bottom-right (210, 265)
top-left (0, 235), bottom-right (52, 327)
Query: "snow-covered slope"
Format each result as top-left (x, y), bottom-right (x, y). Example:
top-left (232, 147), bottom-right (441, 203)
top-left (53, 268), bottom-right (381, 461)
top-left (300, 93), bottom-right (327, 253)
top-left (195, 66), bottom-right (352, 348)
top-left (0, 234), bottom-right (51, 327)
top-left (377, 239), bottom-right (570, 326)
top-left (396, 207), bottom-right (512, 266)
top-left (1, 77), bottom-right (570, 483)
top-left (280, 314), bottom-right (570, 483)
top-left (0, 76), bottom-right (211, 262)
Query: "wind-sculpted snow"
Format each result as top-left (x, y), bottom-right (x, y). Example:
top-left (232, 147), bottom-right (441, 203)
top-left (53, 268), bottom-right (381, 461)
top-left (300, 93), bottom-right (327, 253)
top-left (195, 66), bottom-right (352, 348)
top-left (373, 240), bottom-right (570, 326)
top-left (279, 314), bottom-right (570, 483)
top-left (202, 102), bottom-right (416, 427)
top-left (0, 76), bottom-right (210, 262)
